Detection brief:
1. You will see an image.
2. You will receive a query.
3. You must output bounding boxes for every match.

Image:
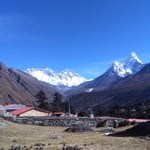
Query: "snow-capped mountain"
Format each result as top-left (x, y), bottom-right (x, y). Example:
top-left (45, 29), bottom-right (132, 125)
top-left (26, 52), bottom-right (144, 95)
top-left (66, 52), bottom-right (145, 95)
top-left (111, 52), bottom-right (144, 77)
top-left (112, 61), bottom-right (132, 77)
top-left (26, 68), bottom-right (88, 87)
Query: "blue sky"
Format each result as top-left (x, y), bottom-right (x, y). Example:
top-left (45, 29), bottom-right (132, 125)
top-left (0, 0), bottom-right (150, 79)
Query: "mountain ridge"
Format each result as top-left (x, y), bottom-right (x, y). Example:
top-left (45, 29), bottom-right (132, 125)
top-left (0, 63), bottom-right (56, 105)
top-left (27, 68), bottom-right (88, 88)
top-left (66, 52), bottom-right (145, 95)
top-left (69, 63), bottom-right (150, 112)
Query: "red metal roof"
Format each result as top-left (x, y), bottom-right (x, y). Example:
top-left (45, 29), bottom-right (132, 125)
top-left (11, 107), bottom-right (33, 116)
top-left (10, 107), bottom-right (51, 116)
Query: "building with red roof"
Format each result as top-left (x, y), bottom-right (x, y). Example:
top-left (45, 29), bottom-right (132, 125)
top-left (10, 107), bottom-right (50, 117)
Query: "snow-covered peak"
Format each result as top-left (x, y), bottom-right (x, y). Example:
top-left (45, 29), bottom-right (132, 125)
top-left (130, 52), bottom-right (143, 64)
top-left (123, 52), bottom-right (143, 65)
top-left (26, 68), bottom-right (88, 87)
top-left (111, 61), bottom-right (132, 77)
top-left (122, 52), bottom-right (144, 74)
top-left (111, 52), bottom-right (144, 77)
top-left (61, 69), bottom-right (79, 77)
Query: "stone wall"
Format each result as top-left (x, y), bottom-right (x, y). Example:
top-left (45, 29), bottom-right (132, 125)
top-left (5, 116), bottom-right (125, 127)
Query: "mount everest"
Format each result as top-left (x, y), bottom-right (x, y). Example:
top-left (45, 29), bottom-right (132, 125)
top-left (26, 68), bottom-right (88, 87)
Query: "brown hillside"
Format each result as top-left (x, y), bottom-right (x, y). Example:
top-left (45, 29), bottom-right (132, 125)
top-left (0, 63), bottom-right (56, 106)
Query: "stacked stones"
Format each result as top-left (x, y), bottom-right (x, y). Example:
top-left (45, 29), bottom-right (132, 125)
top-left (64, 121), bottom-right (93, 132)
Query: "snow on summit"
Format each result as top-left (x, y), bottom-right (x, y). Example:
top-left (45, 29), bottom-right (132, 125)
top-left (26, 52), bottom-right (144, 88)
top-left (26, 68), bottom-right (88, 87)
top-left (112, 52), bottom-right (144, 77)
top-left (130, 52), bottom-right (143, 64)
top-left (112, 61), bottom-right (132, 77)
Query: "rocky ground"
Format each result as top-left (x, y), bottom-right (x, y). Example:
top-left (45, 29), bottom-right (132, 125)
top-left (0, 118), bottom-right (150, 150)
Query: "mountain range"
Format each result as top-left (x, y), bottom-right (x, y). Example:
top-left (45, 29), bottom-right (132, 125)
top-left (65, 52), bottom-right (145, 95)
top-left (27, 68), bottom-right (88, 88)
top-left (69, 62), bottom-right (150, 112)
top-left (0, 52), bottom-right (150, 115)
top-left (67, 53), bottom-right (150, 112)
top-left (26, 52), bottom-right (144, 94)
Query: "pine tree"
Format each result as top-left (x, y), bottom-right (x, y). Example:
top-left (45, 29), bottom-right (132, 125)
top-left (52, 92), bottom-right (64, 112)
top-left (35, 91), bottom-right (52, 110)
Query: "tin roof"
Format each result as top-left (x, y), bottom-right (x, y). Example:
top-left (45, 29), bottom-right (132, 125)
top-left (10, 107), bottom-right (50, 116)
top-left (11, 107), bottom-right (33, 116)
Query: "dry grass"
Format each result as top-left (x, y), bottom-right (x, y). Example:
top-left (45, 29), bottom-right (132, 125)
top-left (0, 118), bottom-right (150, 150)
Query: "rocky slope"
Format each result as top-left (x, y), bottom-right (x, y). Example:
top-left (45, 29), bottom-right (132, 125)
top-left (0, 63), bottom-right (56, 106)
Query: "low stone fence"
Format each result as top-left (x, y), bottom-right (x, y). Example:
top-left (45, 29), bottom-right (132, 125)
top-left (5, 116), bottom-right (126, 127)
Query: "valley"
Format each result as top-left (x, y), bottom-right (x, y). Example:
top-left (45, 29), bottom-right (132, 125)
top-left (0, 52), bottom-right (150, 119)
